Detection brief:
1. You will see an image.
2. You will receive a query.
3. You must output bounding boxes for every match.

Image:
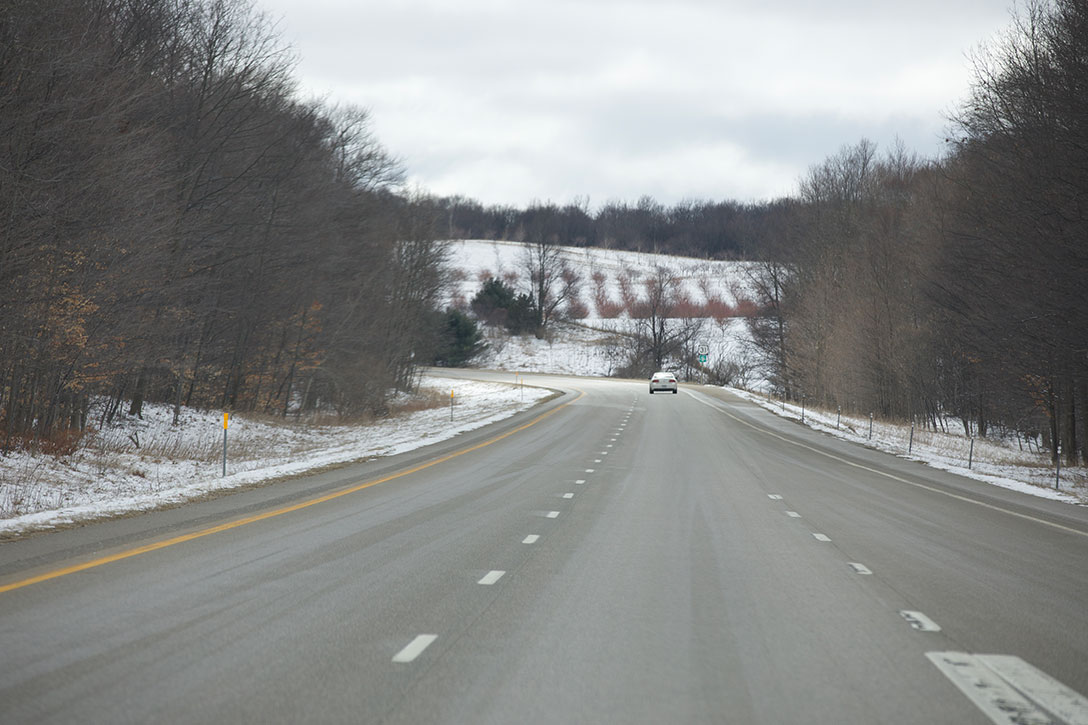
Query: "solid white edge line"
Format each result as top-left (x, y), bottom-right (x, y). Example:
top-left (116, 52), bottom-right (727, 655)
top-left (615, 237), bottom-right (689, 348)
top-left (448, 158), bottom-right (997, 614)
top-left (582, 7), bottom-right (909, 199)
top-left (392, 634), bottom-right (438, 663)
top-left (522, 534), bottom-right (539, 544)
top-left (478, 570), bottom-right (505, 585)
top-left (685, 390), bottom-right (1088, 540)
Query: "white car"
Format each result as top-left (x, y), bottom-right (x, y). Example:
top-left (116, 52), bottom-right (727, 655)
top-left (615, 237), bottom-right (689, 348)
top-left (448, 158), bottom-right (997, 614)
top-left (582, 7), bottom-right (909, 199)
top-left (649, 371), bottom-right (678, 394)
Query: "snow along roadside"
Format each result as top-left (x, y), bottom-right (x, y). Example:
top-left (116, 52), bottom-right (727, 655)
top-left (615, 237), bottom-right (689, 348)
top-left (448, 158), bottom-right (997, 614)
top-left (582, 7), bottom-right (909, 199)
top-left (0, 377), bottom-right (555, 537)
top-left (725, 386), bottom-right (1086, 506)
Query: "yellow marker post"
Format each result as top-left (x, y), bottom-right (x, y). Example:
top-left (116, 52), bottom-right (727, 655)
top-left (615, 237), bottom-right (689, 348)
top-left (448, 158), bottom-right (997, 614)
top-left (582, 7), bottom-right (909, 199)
top-left (222, 412), bottom-right (228, 477)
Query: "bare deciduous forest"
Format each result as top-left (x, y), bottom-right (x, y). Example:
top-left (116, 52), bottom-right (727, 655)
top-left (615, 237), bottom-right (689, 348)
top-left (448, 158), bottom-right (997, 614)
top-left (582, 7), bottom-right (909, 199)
top-left (1, 0), bottom-right (447, 453)
top-left (746, 0), bottom-right (1088, 465)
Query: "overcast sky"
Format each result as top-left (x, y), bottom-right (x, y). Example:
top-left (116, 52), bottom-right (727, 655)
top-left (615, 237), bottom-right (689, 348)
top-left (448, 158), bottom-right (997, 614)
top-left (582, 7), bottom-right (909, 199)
top-left (258, 0), bottom-right (1013, 208)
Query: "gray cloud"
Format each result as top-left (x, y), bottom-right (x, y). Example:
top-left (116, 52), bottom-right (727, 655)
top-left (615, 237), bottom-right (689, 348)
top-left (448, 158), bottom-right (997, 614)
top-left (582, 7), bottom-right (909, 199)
top-left (260, 0), bottom-right (1012, 206)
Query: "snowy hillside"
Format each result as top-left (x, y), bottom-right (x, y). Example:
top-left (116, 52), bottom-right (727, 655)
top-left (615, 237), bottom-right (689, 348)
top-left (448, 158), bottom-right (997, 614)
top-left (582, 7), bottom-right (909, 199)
top-left (445, 240), bottom-right (759, 379)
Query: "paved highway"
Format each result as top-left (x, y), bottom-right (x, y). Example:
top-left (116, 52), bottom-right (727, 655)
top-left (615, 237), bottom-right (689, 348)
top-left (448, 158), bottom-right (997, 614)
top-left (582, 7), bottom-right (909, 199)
top-left (1, 373), bottom-right (1087, 724)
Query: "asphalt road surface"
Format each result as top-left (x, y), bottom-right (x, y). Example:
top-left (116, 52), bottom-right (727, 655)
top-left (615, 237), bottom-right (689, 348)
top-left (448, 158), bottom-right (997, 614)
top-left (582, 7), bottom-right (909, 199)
top-left (2, 373), bottom-right (1087, 724)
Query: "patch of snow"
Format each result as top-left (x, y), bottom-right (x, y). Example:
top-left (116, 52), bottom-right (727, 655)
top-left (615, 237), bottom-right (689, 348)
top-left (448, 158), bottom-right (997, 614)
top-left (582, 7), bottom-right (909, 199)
top-left (726, 387), bottom-right (1086, 505)
top-left (0, 376), bottom-right (553, 536)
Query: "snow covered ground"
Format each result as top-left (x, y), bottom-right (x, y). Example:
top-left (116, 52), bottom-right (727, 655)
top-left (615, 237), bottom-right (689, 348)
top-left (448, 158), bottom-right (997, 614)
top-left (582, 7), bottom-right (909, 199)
top-left (445, 239), bottom-right (754, 315)
top-left (449, 239), bottom-right (758, 380)
top-left (0, 377), bottom-right (553, 536)
top-left (473, 317), bottom-right (753, 382)
top-left (726, 387), bottom-right (1088, 505)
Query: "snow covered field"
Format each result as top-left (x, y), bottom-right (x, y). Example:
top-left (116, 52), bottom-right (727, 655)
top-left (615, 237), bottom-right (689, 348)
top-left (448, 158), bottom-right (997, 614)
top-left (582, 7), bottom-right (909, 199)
top-left (448, 239), bottom-right (758, 379)
top-left (446, 239), bottom-right (754, 315)
top-left (0, 377), bottom-right (553, 536)
top-left (727, 387), bottom-right (1088, 505)
top-left (472, 317), bottom-right (752, 381)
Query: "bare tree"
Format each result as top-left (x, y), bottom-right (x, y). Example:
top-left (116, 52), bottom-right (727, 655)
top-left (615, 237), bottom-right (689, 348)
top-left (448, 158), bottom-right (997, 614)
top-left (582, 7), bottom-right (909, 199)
top-left (519, 215), bottom-right (579, 337)
top-left (621, 265), bottom-right (704, 376)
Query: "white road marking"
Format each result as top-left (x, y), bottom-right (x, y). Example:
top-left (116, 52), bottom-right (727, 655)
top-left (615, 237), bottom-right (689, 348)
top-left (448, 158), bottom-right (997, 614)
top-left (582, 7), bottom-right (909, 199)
top-left (812, 533), bottom-right (831, 542)
top-left (574, 479), bottom-right (586, 484)
top-left (392, 635), bottom-right (437, 663)
top-left (522, 535), bottom-right (539, 544)
top-left (979, 654), bottom-right (1088, 724)
top-left (848, 562), bottom-right (873, 575)
top-left (562, 493), bottom-right (574, 499)
top-left (900, 610), bottom-right (941, 632)
top-left (478, 570), bottom-right (505, 585)
top-left (768, 494), bottom-right (783, 500)
top-left (685, 390), bottom-right (1088, 540)
top-left (546, 511), bottom-right (560, 518)
top-left (606, 444), bottom-right (613, 448)
top-left (585, 469), bottom-right (595, 473)
top-left (600, 451), bottom-right (608, 455)
top-left (927, 651), bottom-right (1088, 725)
top-left (593, 459), bottom-right (602, 463)
top-left (787, 511), bottom-right (801, 518)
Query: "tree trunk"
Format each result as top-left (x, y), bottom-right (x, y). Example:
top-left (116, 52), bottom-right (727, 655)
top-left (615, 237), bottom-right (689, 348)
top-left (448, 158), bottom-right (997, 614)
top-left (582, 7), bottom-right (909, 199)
top-left (1063, 374), bottom-right (1078, 466)
top-left (128, 367), bottom-right (148, 418)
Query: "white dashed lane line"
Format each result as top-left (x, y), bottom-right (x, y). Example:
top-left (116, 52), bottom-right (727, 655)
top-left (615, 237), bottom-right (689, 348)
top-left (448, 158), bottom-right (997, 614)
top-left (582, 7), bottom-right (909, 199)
top-left (900, 610), bottom-right (941, 632)
top-left (574, 479), bottom-right (586, 485)
top-left (477, 570), bottom-right (505, 585)
top-left (392, 635), bottom-right (438, 664)
top-left (522, 535), bottom-right (540, 544)
top-left (562, 493), bottom-right (574, 499)
top-left (585, 469), bottom-right (595, 473)
top-left (812, 533), bottom-right (831, 542)
top-left (786, 511), bottom-right (801, 518)
top-left (768, 494), bottom-right (783, 500)
top-left (546, 511), bottom-right (560, 519)
top-left (848, 562), bottom-right (873, 575)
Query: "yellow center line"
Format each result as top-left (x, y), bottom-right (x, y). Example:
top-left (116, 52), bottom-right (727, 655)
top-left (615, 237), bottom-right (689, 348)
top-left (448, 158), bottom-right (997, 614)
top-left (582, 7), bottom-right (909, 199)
top-left (0, 388), bottom-right (585, 595)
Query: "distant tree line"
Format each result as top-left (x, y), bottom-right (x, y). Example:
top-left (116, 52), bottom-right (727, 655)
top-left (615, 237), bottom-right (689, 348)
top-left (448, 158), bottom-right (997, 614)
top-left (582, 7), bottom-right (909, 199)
top-left (1, 0), bottom-right (448, 453)
top-left (416, 195), bottom-right (762, 259)
top-left (745, 0), bottom-right (1087, 464)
